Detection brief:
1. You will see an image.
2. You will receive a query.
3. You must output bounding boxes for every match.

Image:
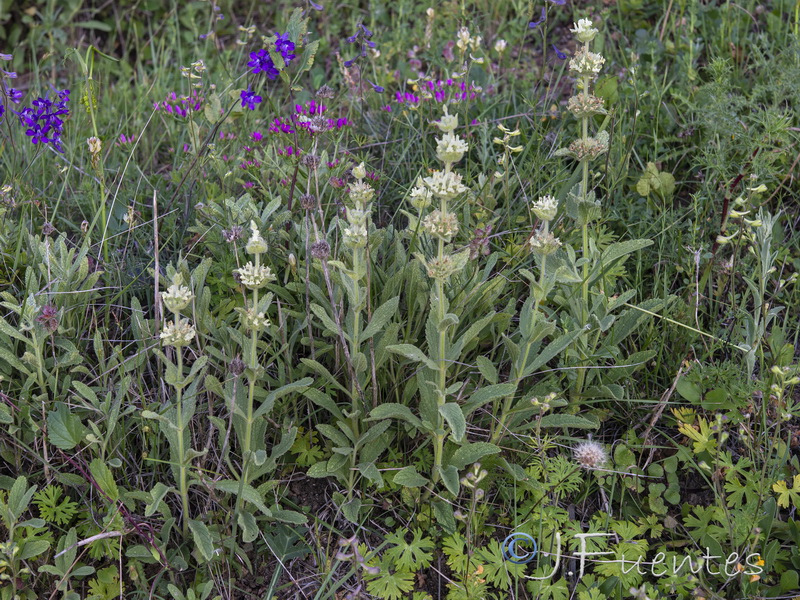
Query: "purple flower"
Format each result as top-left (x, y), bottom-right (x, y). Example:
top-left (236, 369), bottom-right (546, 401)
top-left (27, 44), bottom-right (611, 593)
top-left (0, 53), bottom-right (11, 60)
top-left (14, 88), bottom-right (70, 153)
top-left (275, 32), bottom-right (296, 65)
top-left (240, 88), bottom-right (262, 110)
top-left (366, 79), bottom-right (384, 93)
top-left (7, 88), bottom-right (23, 103)
top-left (343, 21), bottom-right (377, 67)
top-left (552, 44), bottom-right (567, 60)
top-left (0, 102), bottom-right (4, 119)
top-left (248, 49), bottom-right (279, 79)
top-left (529, 7), bottom-right (546, 28)
top-left (547, 0), bottom-right (566, 4)
top-left (309, 1), bottom-right (323, 9)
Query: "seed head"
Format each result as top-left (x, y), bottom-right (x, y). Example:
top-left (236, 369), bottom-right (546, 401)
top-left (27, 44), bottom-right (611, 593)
top-left (229, 357), bottom-right (245, 376)
top-left (222, 225), bottom-right (244, 243)
top-left (311, 240), bottom-right (330, 260)
top-left (316, 84), bottom-right (335, 99)
top-left (573, 440), bottom-right (607, 469)
top-left (300, 153), bottom-right (320, 170)
top-left (299, 193), bottom-right (317, 211)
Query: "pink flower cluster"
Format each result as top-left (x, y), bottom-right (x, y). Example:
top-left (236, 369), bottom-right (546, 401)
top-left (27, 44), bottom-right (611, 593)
top-left (386, 79), bottom-right (479, 110)
top-left (266, 100), bottom-right (351, 135)
top-left (154, 91), bottom-right (204, 118)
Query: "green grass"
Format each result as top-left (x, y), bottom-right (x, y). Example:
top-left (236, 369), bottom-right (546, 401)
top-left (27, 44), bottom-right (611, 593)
top-left (0, 1), bottom-right (799, 599)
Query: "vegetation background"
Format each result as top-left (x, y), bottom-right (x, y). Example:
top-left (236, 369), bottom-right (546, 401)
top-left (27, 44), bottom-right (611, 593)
top-left (0, 0), bottom-right (799, 599)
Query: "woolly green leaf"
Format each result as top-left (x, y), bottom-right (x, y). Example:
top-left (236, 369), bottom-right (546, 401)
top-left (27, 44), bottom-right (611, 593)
top-left (271, 508), bottom-right (308, 525)
top-left (448, 442), bottom-right (502, 469)
top-left (462, 383), bottom-right (517, 415)
top-left (238, 510), bottom-right (258, 543)
top-left (537, 414), bottom-right (599, 429)
top-left (253, 377), bottom-right (312, 420)
top-left (89, 458), bottom-right (119, 502)
top-left (386, 344), bottom-right (437, 371)
top-left (393, 466), bottom-right (428, 488)
top-left (439, 465), bottom-right (460, 496)
top-left (213, 480), bottom-right (271, 516)
top-left (361, 296), bottom-right (399, 339)
top-left (439, 403), bottom-right (466, 442)
top-left (8, 476), bottom-right (36, 521)
top-left (523, 328), bottom-right (584, 377)
top-left (47, 403), bottom-right (87, 451)
top-left (20, 540), bottom-right (50, 560)
top-left (188, 519), bottom-right (215, 562)
top-left (475, 356), bottom-right (498, 384)
top-left (368, 403), bottom-right (423, 429)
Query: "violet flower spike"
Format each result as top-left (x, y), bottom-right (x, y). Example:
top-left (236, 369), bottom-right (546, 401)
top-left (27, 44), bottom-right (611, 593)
top-left (529, 7), bottom-right (546, 28)
top-left (275, 32), bottom-right (296, 64)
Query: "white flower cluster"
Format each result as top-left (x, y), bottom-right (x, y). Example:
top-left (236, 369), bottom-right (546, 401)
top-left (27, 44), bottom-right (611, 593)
top-left (528, 230), bottom-right (562, 256)
top-left (436, 132), bottom-right (469, 164)
top-left (423, 169), bottom-right (468, 200)
top-left (423, 209), bottom-right (459, 240)
top-left (160, 317), bottom-right (196, 347)
top-left (434, 104), bottom-right (459, 133)
top-left (409, 178), bottom-right (434, 211)
top-left (569, 48), bottom-right (606, 76)
top-left (237, 307), bottom-right (270, 332)
top-left (342, 162), bottom-right (374, 249)
top-left (235, 262), bottom-right (275, 290)
top-left (162, 281), bottom-right (194, 314)
top-left (245, 220), bottom-right (268, 255)
top-left (570, 18), bottom-right (599, 43)
top-left (455, 27), bottom-right (481, 52)
top-left (531, 195), bottom-right (558, 222)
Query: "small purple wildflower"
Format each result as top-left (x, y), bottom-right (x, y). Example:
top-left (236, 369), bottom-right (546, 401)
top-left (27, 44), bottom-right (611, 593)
top-left (529, 8), bottom-right (546, 28)
top-left (240, 88), bottom-right (262, 110)
top-left (248, 49), bottom-right (279, 79)
top-left (0, 53), bottom-right (11, 60)
top-left (309, 0), bottom-right (323, 9)
top-left (275, 32), bottom-right (296, 65)
top-left (552, 44), bottom-right (567, 60)
top-left (0, 102), bottom-right (4, 119)
top-left (15, 88), bottom-right (70, 153)
top-left (7, 88), bottom-right (22, 103)
top-left (546, 0), bottom-right (566, 4)
top-left (344, 21), bottom-right (376, 68)
top-left (154, 90), bottom-right (203, 117)
top-left (366, 79), bottom-right (384, 93)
